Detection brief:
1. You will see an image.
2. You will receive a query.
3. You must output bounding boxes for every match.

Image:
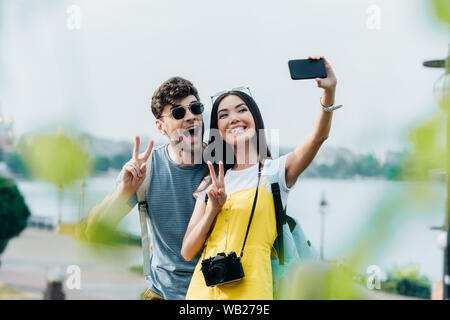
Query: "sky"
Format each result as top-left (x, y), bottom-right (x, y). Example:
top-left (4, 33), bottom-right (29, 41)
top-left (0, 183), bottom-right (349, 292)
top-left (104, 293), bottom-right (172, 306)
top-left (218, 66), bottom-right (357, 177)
top-left (0, 0), bottom-right (449, 155)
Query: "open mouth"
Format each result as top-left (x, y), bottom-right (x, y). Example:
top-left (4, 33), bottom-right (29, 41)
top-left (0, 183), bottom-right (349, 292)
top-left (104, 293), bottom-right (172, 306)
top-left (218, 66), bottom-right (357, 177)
top-left (227, 125), bottom-right (247, 135)
top-left (183, 126), bottom-right (201, 141)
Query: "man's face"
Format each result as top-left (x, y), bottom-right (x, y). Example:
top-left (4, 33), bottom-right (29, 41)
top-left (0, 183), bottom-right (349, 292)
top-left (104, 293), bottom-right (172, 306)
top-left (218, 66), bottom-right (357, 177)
top-left (155, 95), bottom-right (204, 152)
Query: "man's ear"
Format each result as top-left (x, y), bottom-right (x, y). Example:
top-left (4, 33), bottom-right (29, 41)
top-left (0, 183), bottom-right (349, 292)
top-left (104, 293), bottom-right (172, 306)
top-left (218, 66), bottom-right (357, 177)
top-left (155, 119), bottom-right (168, 136)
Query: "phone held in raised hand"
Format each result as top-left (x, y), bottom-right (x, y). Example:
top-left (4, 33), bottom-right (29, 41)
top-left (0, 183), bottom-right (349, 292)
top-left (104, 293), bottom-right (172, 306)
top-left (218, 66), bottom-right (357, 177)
top-left (288, 58), bottom-right (327, 80)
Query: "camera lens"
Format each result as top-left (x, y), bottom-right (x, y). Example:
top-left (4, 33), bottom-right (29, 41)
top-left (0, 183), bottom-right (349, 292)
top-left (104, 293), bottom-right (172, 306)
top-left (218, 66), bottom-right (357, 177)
top-left (210, 263), bottom-right (227, 284)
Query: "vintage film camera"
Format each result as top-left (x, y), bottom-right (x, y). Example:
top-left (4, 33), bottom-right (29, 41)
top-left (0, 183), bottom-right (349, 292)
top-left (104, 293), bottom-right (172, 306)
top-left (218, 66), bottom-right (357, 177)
top-left (201, 251), bottom-right (244, 287)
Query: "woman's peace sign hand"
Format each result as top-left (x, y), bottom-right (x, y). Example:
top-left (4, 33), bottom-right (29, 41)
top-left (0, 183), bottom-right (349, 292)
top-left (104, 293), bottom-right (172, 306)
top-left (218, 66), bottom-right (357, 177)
top-left (207, 161), bottom-right (227, 213)
top-left (121, 136), bottom-right (154, 194)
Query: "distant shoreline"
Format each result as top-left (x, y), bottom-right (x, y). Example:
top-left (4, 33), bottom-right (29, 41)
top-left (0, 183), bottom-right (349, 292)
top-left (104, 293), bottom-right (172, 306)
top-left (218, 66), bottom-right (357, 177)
top-left (5, 171), bottom-right (446, 184)
top-left (1, 158), bottom-right (445, 184)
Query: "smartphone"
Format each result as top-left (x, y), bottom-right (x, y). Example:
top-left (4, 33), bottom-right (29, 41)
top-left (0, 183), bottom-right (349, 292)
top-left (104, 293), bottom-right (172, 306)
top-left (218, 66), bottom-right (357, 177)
top-left (288, 58), bottom-right (327, 80)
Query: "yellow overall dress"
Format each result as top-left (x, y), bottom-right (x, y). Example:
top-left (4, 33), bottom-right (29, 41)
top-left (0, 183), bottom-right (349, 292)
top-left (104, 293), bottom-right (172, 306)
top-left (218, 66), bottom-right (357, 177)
top-left (186, 176), bottom-right (277, 300)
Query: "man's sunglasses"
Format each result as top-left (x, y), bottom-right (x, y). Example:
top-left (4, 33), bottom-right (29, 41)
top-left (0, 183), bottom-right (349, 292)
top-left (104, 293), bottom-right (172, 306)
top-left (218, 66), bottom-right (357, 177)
top-left (161, 101), bottom-right (205, 120)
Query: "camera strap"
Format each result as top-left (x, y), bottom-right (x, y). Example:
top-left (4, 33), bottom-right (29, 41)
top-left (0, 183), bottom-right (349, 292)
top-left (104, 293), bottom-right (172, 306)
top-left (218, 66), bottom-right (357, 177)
top-left (239, 161), bottom-right (262, 259)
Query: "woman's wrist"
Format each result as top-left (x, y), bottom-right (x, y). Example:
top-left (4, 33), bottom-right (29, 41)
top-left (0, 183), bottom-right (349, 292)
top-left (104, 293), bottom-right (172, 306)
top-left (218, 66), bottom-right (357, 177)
top-left (320, 87), bottom-right (336, 107)
top-left (207, 205), bottom-right (222, 218)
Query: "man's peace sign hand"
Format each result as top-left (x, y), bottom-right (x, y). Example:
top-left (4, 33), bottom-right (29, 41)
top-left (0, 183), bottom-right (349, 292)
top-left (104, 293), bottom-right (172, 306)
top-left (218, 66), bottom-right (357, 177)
top-left (121, 136), bottom-right (154, 193)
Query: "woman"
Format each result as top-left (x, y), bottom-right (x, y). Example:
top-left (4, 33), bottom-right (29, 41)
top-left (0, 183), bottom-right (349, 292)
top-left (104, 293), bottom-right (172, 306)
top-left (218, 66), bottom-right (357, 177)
top-left (181, 56), bottom-right (339, 299)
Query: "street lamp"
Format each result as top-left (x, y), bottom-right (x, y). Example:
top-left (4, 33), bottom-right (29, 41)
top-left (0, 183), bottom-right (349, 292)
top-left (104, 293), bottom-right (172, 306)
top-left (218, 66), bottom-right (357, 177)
top-left (57, 183), bottom-right (63, 227)
top-left (319, 193), bottom-right (329, 260)
top-left (423, 41), bottom-right (450, 300)
top-left (78, 179), bottom-right (87, 222)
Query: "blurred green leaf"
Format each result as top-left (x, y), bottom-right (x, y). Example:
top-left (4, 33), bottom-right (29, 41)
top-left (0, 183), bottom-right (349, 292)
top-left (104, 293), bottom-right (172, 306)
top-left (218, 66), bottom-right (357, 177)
top-left (432, 0), bottom-right (450, 24)
top-left (279, 262), bottom-right (364, 300)
top-left (18, 128), bottom-right (93, 186)
top-left (407, 112), bottom-right (446, 178)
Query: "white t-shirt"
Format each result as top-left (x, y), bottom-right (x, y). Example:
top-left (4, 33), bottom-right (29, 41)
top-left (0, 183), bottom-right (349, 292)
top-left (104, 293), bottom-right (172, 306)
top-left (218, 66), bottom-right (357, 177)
top-left (194, 154), bottom-right (296, 208)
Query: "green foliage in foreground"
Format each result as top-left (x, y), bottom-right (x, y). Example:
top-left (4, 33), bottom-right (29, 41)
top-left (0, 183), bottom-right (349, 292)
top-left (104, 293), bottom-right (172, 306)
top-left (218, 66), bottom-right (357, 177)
top-left (129, 264), bottom-right (144, 274)
top-left (432, 0), bottom-right (450, 25)
top-left (77, 219), bottom-right (141, 247)
top-left (0, 176), bottom-right (31, 255)
top-left (18, 130), bottom-right (93, 185)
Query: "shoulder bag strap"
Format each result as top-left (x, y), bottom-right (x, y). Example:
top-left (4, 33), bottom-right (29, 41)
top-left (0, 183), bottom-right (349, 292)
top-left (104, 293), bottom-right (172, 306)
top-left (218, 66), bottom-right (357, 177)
top-left (137, 151), bottom-right (153, 277)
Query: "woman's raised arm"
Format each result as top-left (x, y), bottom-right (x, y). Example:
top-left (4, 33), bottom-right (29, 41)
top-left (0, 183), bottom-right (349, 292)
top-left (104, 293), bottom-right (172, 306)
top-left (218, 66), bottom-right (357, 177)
top-left (285, 56), bottom-right (338, 188)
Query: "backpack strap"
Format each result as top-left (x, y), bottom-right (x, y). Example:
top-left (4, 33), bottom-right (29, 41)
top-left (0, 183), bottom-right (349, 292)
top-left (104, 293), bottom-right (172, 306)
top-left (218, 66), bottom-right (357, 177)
top-left (136, 151), bottom-right (153, 277)
top-left (271, 182), bottom-right (298, 265)
top-left (271, 182), bottom-right (285, 265)
top-left (266, 157), bottom-right (298, 266)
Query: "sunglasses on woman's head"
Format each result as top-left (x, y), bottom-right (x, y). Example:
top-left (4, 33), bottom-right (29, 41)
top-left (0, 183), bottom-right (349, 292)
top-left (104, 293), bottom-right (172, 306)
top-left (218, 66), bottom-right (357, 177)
top-left (161, 101), bottom-right (205, 120)
top-left (210, 86), bottom-right (252, 106)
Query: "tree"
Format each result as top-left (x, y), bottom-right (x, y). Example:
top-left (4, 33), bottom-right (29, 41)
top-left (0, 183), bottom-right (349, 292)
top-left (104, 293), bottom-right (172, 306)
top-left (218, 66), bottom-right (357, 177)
top-left (110, 154), bottom-right (129, 170)
top-left (331, 156), bottom-right (353, 179)
top-left (5, 152), bottom-right (28, 177)
top-left (95, 156), bottom-right (110, 172)
top-left (354, 154), bottom-right (381, 177)
top-left (382, 163), bottom-right (402, 180)
top-left (0, 176), bottom-right (31, 257)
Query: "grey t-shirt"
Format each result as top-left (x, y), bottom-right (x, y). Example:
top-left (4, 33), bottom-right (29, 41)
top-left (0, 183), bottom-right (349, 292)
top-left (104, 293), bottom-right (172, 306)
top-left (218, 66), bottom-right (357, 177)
top-left (125, 144), bottom-right (205, 299)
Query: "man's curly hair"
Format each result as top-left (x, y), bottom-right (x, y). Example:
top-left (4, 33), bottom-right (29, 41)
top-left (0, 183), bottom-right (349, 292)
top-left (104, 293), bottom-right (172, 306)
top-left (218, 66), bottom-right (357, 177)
top-left (151, 77), bottom-right (200, 119)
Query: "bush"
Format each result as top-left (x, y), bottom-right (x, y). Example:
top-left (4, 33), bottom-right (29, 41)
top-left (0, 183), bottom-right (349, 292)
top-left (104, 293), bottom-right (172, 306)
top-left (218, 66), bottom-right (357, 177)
top-left (381, 265), bottom-right (431, 299)
top-left (0, 176), bottom-right (31, 255)
top-left (0, 240), bottom-right (8, 255)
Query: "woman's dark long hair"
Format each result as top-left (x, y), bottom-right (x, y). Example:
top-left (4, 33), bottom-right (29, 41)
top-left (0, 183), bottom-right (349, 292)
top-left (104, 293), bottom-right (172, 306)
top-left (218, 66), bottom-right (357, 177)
top-left (197, 90), bottom-right (272, 192)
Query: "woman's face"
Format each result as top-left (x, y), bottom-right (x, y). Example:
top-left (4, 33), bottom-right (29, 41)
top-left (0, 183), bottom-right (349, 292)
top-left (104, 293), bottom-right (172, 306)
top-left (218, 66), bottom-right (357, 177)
top-left (217, 94), bottom-right (256, 146)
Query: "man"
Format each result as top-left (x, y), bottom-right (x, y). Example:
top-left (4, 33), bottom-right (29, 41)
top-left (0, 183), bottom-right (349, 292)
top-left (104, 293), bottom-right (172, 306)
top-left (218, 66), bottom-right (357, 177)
top-left (87, 77), bottom-right (206, 300)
